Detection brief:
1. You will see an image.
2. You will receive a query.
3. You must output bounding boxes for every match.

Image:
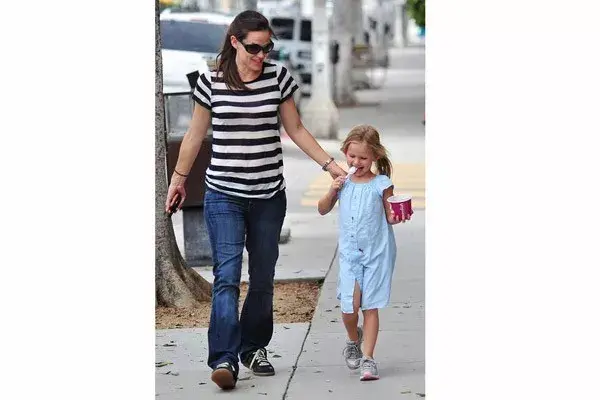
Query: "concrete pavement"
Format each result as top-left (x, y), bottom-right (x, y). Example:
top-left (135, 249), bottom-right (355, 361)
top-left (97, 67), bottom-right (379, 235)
top-left (285, 213), bottom-right (425, 399)
top-left (156, 44), bottom-right (425, 399)
top-left (156, 324), bottom-right (309, 399)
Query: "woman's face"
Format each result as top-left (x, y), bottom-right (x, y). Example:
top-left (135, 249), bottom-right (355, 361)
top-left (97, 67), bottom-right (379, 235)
top-left (232, 30), bottom-right (272, 73)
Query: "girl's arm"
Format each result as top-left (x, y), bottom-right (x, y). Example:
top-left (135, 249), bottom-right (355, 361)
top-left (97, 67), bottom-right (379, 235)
top-left (318, 176), bottom-right (345, 215)
top-left (318, 189), bottom-right (338, 216)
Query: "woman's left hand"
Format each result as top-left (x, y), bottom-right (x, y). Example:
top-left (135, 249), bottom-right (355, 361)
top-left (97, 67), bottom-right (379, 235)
top-left (326, 161), bottom-right (347, 179)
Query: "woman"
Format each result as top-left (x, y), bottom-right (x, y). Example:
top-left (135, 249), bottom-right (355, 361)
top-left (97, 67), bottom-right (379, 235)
top-left (165, 10), bottom-right (346, 390)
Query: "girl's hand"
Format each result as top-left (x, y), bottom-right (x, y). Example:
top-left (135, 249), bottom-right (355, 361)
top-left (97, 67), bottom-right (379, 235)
top-left (390, 209), bottom-right (412, 224)
top-left (330, 176), bottom-right (346, 193)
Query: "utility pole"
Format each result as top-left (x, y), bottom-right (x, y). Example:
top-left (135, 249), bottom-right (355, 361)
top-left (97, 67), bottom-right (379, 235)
top-left (301, 0), bottom-right (339, 139)
top-left (243, 0), bottom-right (257, 10)
top-left (332, 0), bottom-right (358, 106)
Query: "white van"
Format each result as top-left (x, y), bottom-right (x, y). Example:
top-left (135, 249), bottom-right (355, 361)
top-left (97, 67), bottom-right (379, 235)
top-left (267, 15), bottom-right (313, 97)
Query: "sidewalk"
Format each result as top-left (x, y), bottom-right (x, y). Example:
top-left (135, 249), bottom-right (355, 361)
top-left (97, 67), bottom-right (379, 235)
top-left (156, 44), bottom-right (425, 399)
top-left (285, 216), bottom-right (425, 399)
top-left (285, 45), bottom-right (425, 397)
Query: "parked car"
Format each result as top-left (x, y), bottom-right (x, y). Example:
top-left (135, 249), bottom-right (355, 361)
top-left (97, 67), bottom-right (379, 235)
top-left (160, 11), bottom-right (233, 93)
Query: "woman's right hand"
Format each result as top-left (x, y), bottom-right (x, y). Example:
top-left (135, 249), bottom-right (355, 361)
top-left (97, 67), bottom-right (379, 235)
top-left (326, 161), bottom-right (347, 180)
top-left (165, 175), bottom-right (187, 213)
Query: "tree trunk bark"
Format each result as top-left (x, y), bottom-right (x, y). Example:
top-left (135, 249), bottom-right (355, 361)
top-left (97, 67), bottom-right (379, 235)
top-left (155, 0), bottom-right (212, 308)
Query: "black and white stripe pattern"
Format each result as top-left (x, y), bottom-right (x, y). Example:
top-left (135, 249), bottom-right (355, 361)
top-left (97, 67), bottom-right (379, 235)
top-left (192, 62), bottom-right (298, 199)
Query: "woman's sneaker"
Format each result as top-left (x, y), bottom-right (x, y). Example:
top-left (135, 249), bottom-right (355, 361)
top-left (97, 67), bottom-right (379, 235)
top-left (211, 362), bottom-right (238, 390)
top-left (360, 356), bottom-right (380, 381)
top-left (242, 348), bottom-right (275, 376)
top-left (342, 326), bottom-right (363, 369)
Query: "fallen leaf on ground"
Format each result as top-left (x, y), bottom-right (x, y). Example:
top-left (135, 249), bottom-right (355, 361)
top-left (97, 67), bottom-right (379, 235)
top-left (156, 362), bottom-right (173, 368)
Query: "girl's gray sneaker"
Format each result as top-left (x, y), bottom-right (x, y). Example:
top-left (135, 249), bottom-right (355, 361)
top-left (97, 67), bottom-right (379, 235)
top-left (360, 356), bottom-right (380, 381)
top-left (342, 326), bottom-right (363, 369)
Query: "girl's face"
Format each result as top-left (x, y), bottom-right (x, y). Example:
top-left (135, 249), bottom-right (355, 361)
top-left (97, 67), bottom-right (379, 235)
top-left (345, 141), bottom-right (377, 177)
top-left (232, 30), bottom-right (272, 73)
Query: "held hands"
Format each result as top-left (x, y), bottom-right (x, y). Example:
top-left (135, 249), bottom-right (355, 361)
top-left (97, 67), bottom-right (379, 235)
top-left (326, 161), bottom-right (347, 180)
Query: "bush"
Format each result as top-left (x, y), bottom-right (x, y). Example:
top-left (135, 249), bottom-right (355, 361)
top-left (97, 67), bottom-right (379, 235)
top-left (406, 0), bottom-right (425, 28)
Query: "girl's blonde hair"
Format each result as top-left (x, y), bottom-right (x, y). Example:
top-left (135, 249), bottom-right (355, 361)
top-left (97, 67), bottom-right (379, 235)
top-left (340, 125), bottom-right (392, 177)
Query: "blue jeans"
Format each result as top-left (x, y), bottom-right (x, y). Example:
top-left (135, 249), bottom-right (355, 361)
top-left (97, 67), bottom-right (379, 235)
top-left (204, 188), bottom-right (287, 373)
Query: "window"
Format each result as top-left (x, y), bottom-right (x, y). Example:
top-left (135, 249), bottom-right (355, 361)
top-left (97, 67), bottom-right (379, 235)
top-left (300, 19), bottom-right (312, 42)
top-left (271, 18), bottom-right (294, 40)
top-left (161, 20), bottom-right (227, 53)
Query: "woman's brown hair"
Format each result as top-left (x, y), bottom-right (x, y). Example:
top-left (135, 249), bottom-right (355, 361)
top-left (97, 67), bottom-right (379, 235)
top-left (216, 10), bottom-right (275, 91)
top-left (340, 125), bottom-right (393, 177)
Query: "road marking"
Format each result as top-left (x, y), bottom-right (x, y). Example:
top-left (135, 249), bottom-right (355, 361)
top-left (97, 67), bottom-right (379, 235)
top-left (300, 163), bottom-right (425, 209)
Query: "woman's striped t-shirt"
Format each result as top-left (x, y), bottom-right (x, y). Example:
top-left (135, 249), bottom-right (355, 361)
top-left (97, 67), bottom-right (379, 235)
top-left (192, 62), bottom-right (299, 199)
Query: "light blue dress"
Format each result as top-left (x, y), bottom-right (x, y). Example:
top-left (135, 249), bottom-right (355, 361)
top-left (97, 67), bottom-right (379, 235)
top-left (337, 174), bottom-right (397, 313)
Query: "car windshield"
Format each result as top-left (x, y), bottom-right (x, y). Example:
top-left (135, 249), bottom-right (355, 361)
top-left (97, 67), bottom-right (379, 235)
top-left (161, 20), bottom-right (227, 53)
top-left (271, 17), bottom-right (294, 40)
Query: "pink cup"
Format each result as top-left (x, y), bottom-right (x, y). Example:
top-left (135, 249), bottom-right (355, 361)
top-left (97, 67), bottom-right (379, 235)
top-left (387, 195), bottom-right (413, 219)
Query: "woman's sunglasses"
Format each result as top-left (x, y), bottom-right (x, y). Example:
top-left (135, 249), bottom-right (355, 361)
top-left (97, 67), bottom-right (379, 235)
top-left (240, 41), bottom-right (274, 55)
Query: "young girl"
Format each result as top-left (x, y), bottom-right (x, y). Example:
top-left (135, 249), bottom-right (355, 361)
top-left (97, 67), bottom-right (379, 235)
top-left (318, 125), bottom-right (410, 381)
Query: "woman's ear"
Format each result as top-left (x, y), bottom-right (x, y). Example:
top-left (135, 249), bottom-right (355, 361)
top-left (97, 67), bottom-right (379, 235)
top-left (230, 35), bottom-right (238, 49)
